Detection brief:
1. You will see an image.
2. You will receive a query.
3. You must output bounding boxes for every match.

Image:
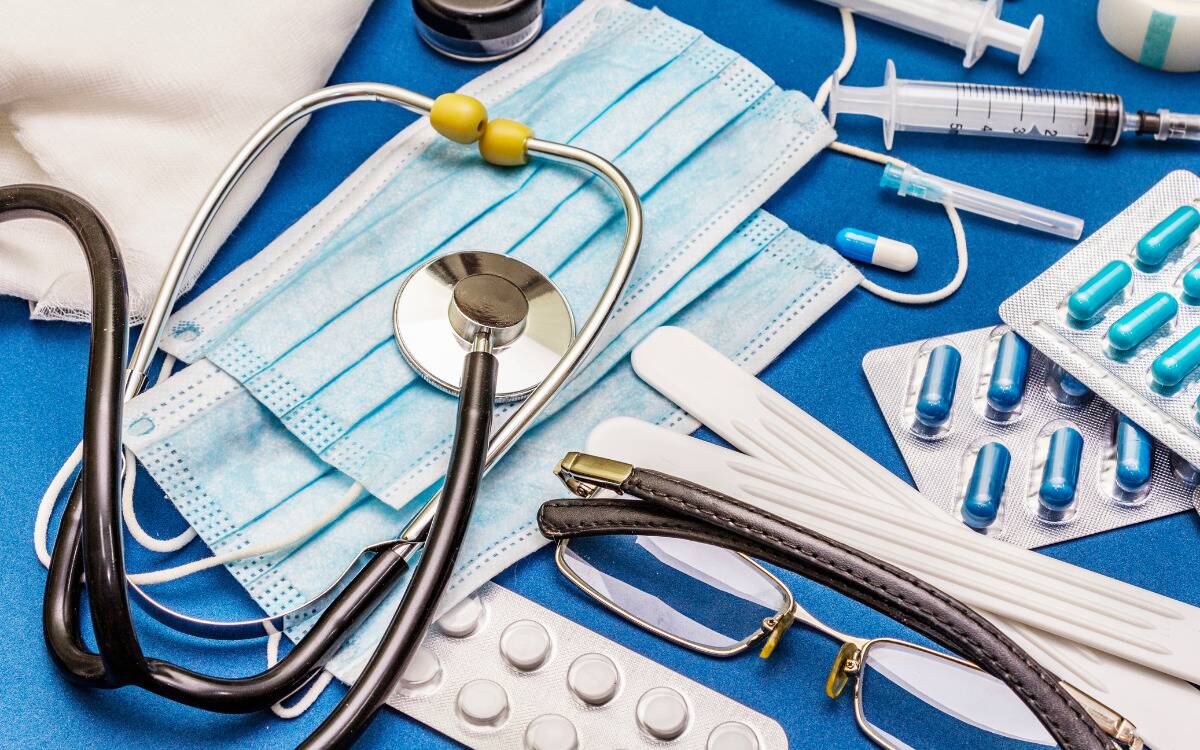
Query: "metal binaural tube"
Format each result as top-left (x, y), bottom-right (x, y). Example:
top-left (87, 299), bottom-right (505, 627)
top-left (125, 83), bottom-right (436, 399)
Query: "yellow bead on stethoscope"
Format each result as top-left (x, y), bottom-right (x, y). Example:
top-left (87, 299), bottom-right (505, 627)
top-left (479, 118), bottom-right (533, 166)
top-left (429, 93), bottom-right (488, 144)
top-left (429, 93), bottom-right (533, 166)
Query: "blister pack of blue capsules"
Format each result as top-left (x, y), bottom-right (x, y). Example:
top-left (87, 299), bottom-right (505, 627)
top-left (863, 326), bottom-right (1197, 549)
top-left (1001, 170), bottom-right (1200, 474)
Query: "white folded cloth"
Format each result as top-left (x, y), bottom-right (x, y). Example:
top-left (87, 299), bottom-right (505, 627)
top-left (0, 0), bottom-right (372, 322)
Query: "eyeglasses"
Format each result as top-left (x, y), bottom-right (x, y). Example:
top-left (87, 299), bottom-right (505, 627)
top-left (554, 533), bottom-right (1142, 750)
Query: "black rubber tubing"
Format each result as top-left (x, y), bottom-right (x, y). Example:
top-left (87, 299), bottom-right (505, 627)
top-left (299, 350), bottom-right (498, 749)
top-left (8, 184), bottom-right (413, 712)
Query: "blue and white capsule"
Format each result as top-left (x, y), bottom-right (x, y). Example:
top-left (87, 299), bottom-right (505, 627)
top-left (986, 331), bottom-right (1029, 415)
top-left (914, 344), bottom-right (961, 432)
top-left (1038, 426), bottom-right (1084, 523)
top-left (835, 228), bottom-right (918, 272)
top-left (1114, 414), bottom-right (1153, 497)
top-left (961, 442), bottom-right (1010, 531)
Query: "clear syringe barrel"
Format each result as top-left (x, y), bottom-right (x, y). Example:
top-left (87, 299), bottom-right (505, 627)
top-left (810, 0), bottom-right (1042, 72)
top-left (881, 163), bottom-right (1084, 240)
top-left (831, 60), bottom-right (1126, 149)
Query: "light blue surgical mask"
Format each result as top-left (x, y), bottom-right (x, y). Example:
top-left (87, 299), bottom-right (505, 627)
top-left (124, 211), bottom-right (860, 680)
top-left (153, 0), bottom-right (832, 510)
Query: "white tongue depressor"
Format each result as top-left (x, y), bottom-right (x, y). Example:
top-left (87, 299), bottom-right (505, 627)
top-left (631, 326), bottom-right (942, 520)
top-left (587, 418), bottom-right (1200, 745)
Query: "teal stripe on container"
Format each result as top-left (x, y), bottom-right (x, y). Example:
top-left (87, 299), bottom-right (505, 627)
top-left (1140, 11), bottom-right (1176, 70)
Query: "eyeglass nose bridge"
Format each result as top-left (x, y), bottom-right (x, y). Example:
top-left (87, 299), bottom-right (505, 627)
top-left (825, 641), bottom-right (864, 699)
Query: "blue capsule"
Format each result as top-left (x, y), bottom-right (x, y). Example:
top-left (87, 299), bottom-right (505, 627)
top-left (915, 345), bottom-right (961, 429)
top-left (1183, 260), bottom-right (1200, 300)
top-left (987, 332), bottom-right (1029, 413)
top-left (1152, 325), bottom-right (1200, 388)
top-left (1114, 415), bottom-right (1153, 494)
top-left (1137, 205), bottom-right (1200, 267)
top-left (1106, 292), bottom-right (1178, 352)
top-left (1049, 367), bottom-right (1091, 408)
top-left (962, 443), bottom-right (1010, 530)
top-left (1039, 426), bottom-right (1084, 521)
top-left (1067, 260), bottom-right (1132, 322)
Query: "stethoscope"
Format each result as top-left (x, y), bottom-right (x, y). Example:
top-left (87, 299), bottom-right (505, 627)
top-left (7, 83), bottom-right (641, 748)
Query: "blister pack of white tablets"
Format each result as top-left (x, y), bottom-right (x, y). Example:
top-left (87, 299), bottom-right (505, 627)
top-left (1000, 169), bottom-right (1200, 470)
top-left (387, 582), bottom-right (786, 749)
top-left (863, 326), bottom-right (1197, 548)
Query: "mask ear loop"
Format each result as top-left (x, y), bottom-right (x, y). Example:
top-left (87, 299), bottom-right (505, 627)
top-left (33, 352), bottom-right (366, 585)
top-left (119, 355), bottom-right (200, 553)
top-left (265, 623), bottom-right (335, 719)
top-left (814, 7), bottom-right (969, 306)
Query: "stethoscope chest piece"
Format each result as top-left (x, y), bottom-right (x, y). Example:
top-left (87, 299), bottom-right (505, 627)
top-left (394, 250), bottom-right (574, 400)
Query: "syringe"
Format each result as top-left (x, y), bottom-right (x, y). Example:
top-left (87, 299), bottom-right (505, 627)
top-left (830, 60), bottom-right (1200, 149)
top-left (811, 0), bottom-right (1043, 73)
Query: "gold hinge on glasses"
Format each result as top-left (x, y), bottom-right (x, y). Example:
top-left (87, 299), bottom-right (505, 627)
top-left (555, 452), bottom-right (633, 498)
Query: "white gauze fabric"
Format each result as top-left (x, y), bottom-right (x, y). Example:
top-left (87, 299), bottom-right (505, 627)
top-left (0, 0), bottom-right (372, 322)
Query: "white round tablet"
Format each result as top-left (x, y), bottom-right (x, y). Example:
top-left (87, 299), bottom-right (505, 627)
top-left (707, 721), bottom-right (760, 750)
top-left (437, 594), bottom-right (485, 638)
top-left (399, 646), bottom-right (441, 690)
top-left (636, 686), bottom-right (690, 740)
top-left (456, 679), bottom-right (509, 728)
top-left (499, 619), bottom-right (552, 671)
top-left (566, 653), bottom-right (619, 705)
top-left (524, 714), bottom-right (579, 750)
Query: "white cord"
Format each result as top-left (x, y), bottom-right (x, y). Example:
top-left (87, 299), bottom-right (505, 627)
top-left (127, 480), bottom-right (364, 586)
top-left (813, 7), bottom-right (857, 112)
top-left (34, 442), bottom-right (82, 567)
top-left (122, 447), bottom-right (197, 552)
top-left (858, 200), bottom-right (967, 303)
top-left (35, 355), bottom-right (187, 567)
top-left (266, 624), bottom-right (334, 719)
top-left (120, 356), bottom-right (197, 552)
top-left (35, 353), bottom-right (360, 587)
top-left (816, 9), bottom-right (970, 305)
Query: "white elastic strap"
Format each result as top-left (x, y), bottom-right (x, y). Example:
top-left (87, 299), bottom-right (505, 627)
top-left (813, 7), bottom-right (857, 112)
top-left (34, 442), bottom-right (82, 568)
top-left (35, 355), bottom-right (185, 567)
top-left (120, 355), bottom-right (198, 552)
top-left (127, 480), bottom-right (364, 586)
top-left (816, 9), bottom-right (970, 305)
top-left (266, 623), bottom-right (334, 719)
top-left (123, 446), bottom-right (197, 552)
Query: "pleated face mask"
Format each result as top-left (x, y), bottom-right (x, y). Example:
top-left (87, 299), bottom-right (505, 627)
top-left (148, 0), bottom-right (833, 509)
top-left (123, 211), bottom-right (859, 680)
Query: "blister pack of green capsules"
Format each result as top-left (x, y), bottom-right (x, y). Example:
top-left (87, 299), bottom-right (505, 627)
top-left (1001, 170), bottom-right (1200, 473)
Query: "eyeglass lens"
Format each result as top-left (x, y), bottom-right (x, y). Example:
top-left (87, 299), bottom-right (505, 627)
top-left (560, 535), bottom-right (787, 652)
top-left (858, 641), bottom-right (1056, 749)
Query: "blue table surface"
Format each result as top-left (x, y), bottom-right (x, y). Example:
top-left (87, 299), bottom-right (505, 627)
top-left (3, 1), bottom-right (1199, 747)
